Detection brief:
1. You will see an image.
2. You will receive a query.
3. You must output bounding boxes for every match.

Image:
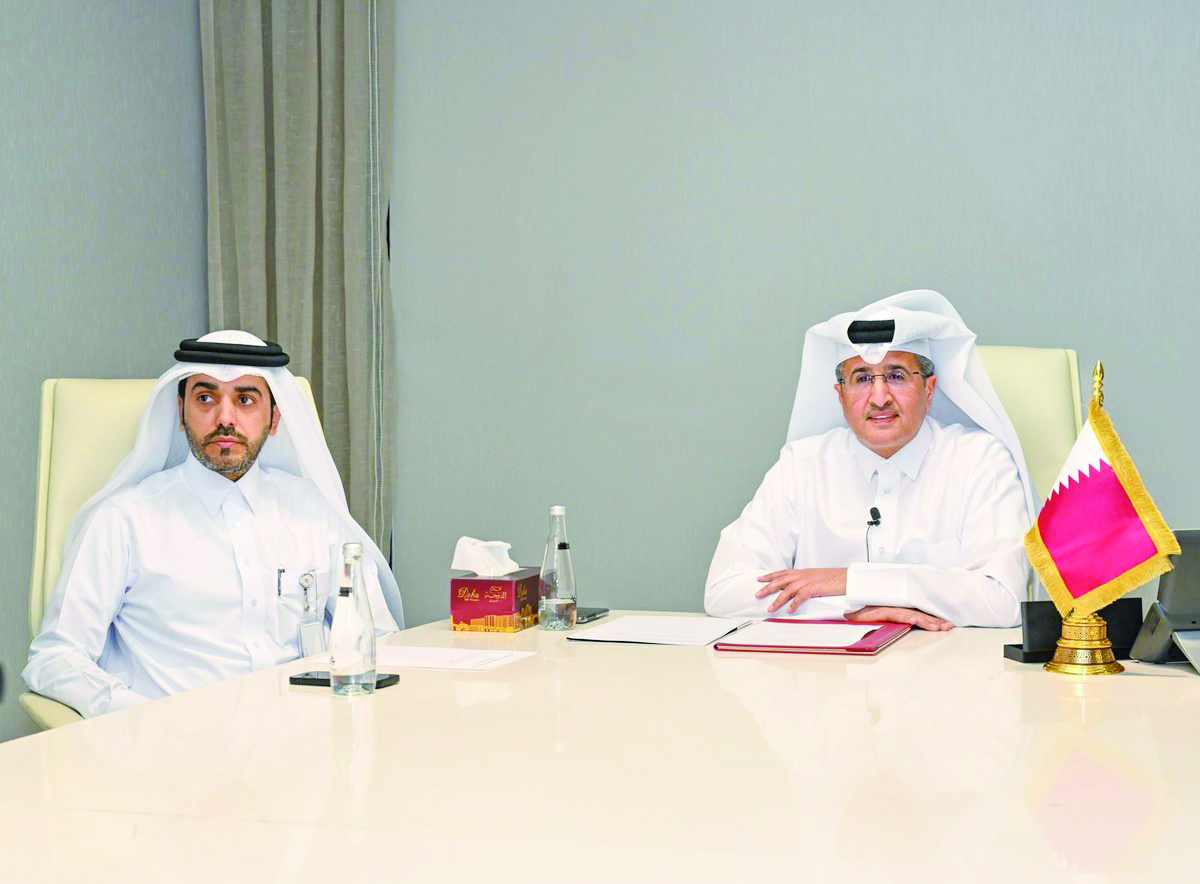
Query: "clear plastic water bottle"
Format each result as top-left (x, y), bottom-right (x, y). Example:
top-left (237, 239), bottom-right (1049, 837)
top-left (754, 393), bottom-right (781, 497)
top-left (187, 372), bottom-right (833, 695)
top-left (538, 505), bottom-right (577, 630)
top-left (330, 542), bottom-right (377, 695)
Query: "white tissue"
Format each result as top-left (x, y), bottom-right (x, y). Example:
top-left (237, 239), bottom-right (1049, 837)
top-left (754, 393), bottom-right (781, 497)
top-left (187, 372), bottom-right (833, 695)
top-left (452, 536), bottom-right (521, 577)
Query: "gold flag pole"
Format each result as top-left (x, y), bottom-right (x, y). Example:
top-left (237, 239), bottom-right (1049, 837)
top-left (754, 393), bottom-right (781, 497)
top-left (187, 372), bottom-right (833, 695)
top-left (1044, 361), bottom-right (1124, 676)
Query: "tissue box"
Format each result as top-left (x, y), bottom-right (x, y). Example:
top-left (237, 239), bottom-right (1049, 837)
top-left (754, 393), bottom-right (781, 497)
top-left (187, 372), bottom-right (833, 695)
top-left (450, 567), bottom-right (540, 632)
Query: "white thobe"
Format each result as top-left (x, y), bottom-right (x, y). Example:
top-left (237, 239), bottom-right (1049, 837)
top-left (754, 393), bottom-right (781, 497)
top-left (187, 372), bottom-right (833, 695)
top-left (24, 454), bottom-right (399, 718)
top-left (704, 418), bottom-right (1030, 627)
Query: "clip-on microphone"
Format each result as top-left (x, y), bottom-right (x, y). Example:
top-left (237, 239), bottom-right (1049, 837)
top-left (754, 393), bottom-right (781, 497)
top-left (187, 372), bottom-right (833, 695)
top-left (865, 507), bottom-right (882, 560)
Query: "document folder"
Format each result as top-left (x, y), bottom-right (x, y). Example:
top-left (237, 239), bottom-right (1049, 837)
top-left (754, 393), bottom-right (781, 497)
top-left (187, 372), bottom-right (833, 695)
top-left (713, 618), bottom-right (911, 656)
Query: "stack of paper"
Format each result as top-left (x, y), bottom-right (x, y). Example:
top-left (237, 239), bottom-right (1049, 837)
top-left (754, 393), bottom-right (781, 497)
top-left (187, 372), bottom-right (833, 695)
top-left (713, 618), bottom-right (910, 656)
top-left (566, 615), bottom-right (750, 646)
top-left (721, 621), bottom-right (878, 649)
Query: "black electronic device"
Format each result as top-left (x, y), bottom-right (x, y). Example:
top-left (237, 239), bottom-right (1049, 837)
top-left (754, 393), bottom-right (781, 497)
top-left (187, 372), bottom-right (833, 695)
top-left (288, 671), bottom-right (400, 689)
top-left (1003, 597), bottom-right (1144, 664)
top-left (576, 607), bottom-right (609, 624)
top-left (1130, 530), bottom-right (1200, 664)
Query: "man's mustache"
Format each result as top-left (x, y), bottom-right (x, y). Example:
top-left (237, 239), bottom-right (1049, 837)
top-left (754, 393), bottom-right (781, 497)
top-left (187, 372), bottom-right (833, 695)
top-left (204, 425), bottom-right (249, 444)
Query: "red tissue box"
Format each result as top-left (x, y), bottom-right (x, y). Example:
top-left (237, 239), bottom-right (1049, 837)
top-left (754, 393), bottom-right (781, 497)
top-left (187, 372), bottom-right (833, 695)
top-left (450, 567), bottom-right (540, 633)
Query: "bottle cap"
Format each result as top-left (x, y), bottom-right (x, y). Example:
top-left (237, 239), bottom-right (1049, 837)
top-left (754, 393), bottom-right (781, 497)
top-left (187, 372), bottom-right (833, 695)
top-left (342, 542), bottom-right (363, 560)
top-left (550, 505), bottom-right (566, 515)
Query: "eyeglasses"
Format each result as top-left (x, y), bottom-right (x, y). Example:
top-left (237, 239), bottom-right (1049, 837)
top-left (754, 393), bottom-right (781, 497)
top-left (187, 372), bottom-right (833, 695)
top-left (842, 368), bottom-right (927, 391)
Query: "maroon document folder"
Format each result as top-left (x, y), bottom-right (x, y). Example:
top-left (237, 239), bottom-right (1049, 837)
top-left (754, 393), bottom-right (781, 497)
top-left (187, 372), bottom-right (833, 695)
top-left (713, 618), bottom-right (911, 656)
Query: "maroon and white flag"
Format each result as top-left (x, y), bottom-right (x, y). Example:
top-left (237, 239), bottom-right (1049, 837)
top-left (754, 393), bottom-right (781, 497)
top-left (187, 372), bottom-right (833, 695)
top-left (1025, 397), bottom-right (1179, 617)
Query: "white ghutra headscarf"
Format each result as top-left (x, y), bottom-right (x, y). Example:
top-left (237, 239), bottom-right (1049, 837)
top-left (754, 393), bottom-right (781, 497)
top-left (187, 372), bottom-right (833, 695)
top-left (63, 330), bottom-right (405, 627)
top-left (785, 289), bottom-right (1036, 524)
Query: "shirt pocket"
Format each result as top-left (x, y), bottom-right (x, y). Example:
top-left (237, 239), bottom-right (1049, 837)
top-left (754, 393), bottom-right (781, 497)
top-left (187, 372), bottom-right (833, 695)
top-left (897, 540), bottom-right (961, 569)
top-left (273, 567), bottom-right (333, 641)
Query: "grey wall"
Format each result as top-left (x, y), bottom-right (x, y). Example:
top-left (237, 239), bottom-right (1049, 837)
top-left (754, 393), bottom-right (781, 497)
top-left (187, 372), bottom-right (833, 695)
top-left (391, 1), bottom-right (1200, 628)
top-left (0, 0), bottom-right (208, 741)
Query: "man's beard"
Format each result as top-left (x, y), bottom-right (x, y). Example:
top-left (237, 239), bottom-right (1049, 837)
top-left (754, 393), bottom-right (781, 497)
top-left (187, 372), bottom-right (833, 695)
top-left (183, 419), bottom-right (272, 479)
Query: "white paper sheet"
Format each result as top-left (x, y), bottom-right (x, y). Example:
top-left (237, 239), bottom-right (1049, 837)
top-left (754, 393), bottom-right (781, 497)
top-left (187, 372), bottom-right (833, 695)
top-left (565, 615), bottom-right (750, 646)
top-left (721, 621), bottom-right (877, 649)
top-left (312, 646), bottom-right (535, 671)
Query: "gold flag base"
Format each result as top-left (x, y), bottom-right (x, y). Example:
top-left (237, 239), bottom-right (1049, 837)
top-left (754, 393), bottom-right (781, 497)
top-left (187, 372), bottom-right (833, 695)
top-left (1044, 612), bottom-right (1125, 676)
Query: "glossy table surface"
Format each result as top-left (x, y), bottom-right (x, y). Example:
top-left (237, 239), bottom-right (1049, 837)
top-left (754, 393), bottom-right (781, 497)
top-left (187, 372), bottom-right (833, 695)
top-left (1, 612), bottom-right (1197, 883)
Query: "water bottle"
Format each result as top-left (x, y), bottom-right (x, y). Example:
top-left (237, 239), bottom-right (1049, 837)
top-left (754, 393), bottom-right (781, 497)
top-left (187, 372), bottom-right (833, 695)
top-left (330, 542), bottom-right (377, 695)
top-left (538, 505), bottom-right (577, 630)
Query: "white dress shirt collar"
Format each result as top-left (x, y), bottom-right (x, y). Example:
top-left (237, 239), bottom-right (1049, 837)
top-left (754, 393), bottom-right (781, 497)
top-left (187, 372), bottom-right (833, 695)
top-left (850, 417), bottom-right (936, 482)
top-left (181, 453), bottom-right (263, 516)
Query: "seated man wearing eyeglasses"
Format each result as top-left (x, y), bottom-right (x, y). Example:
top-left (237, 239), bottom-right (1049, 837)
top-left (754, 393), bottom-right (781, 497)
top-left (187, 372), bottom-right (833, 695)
top-left (704, 290), bottom-right (1036, 629)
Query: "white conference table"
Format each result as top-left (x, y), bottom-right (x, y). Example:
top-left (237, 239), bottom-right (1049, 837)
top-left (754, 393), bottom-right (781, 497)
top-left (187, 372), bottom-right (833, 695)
top-left (1, 612), bottom-right (1197, 883)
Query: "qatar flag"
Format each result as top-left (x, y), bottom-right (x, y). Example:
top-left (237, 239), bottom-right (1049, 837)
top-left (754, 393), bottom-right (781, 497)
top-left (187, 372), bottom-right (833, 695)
top-left (1026, 400), bottom-right (1180, 617)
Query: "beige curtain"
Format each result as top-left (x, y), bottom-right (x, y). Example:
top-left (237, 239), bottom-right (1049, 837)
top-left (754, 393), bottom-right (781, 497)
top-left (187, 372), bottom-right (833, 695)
top-left (199, 0), bottom-right (394, 552)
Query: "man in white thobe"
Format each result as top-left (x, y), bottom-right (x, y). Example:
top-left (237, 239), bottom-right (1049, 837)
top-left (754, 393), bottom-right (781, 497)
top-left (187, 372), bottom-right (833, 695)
top-left (23, 332), bottom-right (404, 717)
top-left (704, 290), bottom-right (1035, 629)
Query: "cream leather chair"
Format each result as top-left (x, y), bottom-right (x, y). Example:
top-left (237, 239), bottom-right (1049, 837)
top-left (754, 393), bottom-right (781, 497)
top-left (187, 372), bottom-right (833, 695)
top-left (977, 346), bottom-right (1083, 505)
top-left (21, 376), bottom-right (317, 729)
top-left (979, 346), bottom-right (1083, 605)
